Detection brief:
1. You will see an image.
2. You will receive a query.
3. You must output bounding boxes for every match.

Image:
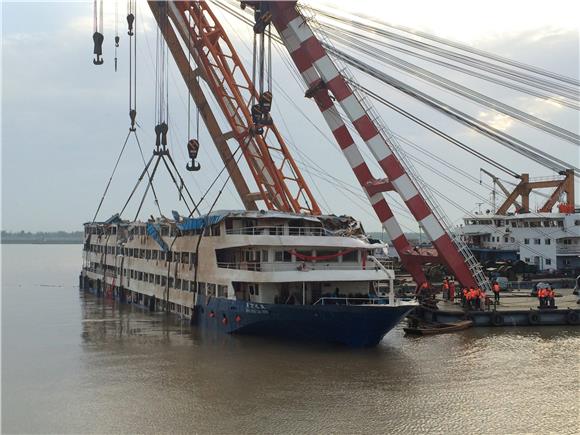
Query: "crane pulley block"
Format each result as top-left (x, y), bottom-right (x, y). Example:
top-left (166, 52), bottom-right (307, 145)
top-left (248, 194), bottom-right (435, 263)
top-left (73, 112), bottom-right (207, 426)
top-left (186, 139), bottom-right (201, 172)
top-left (92, 31), bottom-right (104, 65)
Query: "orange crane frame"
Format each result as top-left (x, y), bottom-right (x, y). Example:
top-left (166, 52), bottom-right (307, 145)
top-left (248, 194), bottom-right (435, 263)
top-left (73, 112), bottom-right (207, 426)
top-left (150, 0), bottom-right (319, 215)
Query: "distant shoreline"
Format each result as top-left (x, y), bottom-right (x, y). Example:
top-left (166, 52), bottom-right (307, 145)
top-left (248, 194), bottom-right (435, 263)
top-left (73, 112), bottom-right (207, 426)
top-left (1, 241), bottom-right (83, 245)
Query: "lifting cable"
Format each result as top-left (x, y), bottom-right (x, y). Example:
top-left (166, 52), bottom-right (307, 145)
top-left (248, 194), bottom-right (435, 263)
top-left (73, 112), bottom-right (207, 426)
top-left (92, 131), bottom-right (132, 223)
top-left (312, 7), bottom-right (580, 98)
top-left (127, 0), bottom-right (137, 131)
top-left (186, 9), bottom-right (201, 172)
top-left (323, 28), bottom-right (580, 144)
top-left (114, 0), bottom-right (120, 72)
top-left (92, 0), bottom-right (104, 65)
top-left (248, 2), bottom-right (274, 134)
top-left (331, 48), bottom-right (579, 174)
top-left (320, 23), bottom-right (579, 110)
top-left (335, 8), bottom-right (580, 88)
top-left (351, 81), bottom-right (520, 178)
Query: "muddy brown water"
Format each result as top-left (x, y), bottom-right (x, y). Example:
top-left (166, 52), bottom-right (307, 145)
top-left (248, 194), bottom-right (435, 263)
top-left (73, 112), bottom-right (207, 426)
top-left (2, 245), bottom-right (579, 434)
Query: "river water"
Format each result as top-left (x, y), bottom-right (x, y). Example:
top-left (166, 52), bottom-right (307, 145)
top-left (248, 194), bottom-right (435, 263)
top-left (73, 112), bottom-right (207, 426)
top-left (2, 244), bottom-right (579, 434)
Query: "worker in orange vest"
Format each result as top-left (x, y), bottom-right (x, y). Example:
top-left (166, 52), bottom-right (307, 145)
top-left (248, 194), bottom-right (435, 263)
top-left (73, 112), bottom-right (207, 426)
top-left (442, 279), bottom-right (450, 300)
top-left (492, 281), bottom-right (501, 304)
top-left (468, 287), bottom-right (476, 310)
top-left (538, 287), bottom-right (546, 308)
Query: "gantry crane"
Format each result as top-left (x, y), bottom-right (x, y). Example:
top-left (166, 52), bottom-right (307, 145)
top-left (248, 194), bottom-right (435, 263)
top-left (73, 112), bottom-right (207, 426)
top-left (145, 0), bottom-right (488, 290)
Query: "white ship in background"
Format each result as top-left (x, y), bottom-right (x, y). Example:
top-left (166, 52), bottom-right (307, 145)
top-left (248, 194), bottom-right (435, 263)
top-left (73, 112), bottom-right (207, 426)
top-left (457, 170), bottom-right (579, 273)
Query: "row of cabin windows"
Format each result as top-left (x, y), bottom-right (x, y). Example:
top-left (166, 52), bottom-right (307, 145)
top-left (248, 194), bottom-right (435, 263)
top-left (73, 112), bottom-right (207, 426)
top-left (510, 220), bottom-right (563, 228)
top-left (523, 238), bottom-right (552, 245)
top-left (85, 226), bottom-right (117, 236)
top-left (125, 269), bottom-right (227, 296)
top-left (87, 245), bottom-right (197, 264)
top-left (271, 250), bottom-right (358, 263)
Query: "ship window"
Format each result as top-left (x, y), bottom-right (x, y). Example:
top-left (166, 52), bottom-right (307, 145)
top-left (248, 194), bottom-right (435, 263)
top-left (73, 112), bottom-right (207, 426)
top-left (160, 251), bottom-right (166, 261)
top-left (174, 252), bottom-right (180, 263)
top-left (218, 285), bottom-right (228, 297)
top-left (525, 258), bottom-right (530, 263)
top-left (274, 251), bottom-right (292, 262)
top-left (138, 272), bottom-right (143, 281)
top-left (143, 273), bottom-right (148, 282)
top-left (523, 222), bottom-right (529, 227)
top-left (169, 277), bottom-right (174, 288)
top-left (152, 250), bottom-right (158, 260)
top-left (248, 284), bottom-right (259, 296)
top-left (146, 249), bottom-right (151, 259)
top-left (184, 307), bottom-right (189, 316)
top-left (545, 239), bottom-right (551, 245)
top-left (198, 282), bottom-right (206, 293)
top-left (177, 305), bottom-right (181, 314)
top-left (149, 274), bottom-right (154, 283)
top-left (268, 226), bottom-right (284, 236)
top-left (166, 252), bottom-right (173, 262)
top-left (140, 249), bottom-right (145, 259)
top-left (557, 221), bottom-right (563, 227)
top-left (504, 237), bottom-right (508, 243)
top-left (190, 281), bottom-right (196, 292)
top-left (524, 239), bottom-right (530, 245)
top-left (182, 280), bottom-right (188, 291)
top-left (176, 279), bottom-right (182, 290)
top-left (161, 276), bottom-right (167, 286)
top-left (342, 250), bottom-right (358, 262)
top-left (207, 283), bottom-right (216, 296)
top-left (534, 239), bottom-right (541, 245)
top-left (510, 237), bottom-right (515, 242)
top-left (181, 253), bottom-right (189, 264)
top-left (190, 253), bottom-right (197, 265)
top-left (130, 270), bottom-right (134, 279)
top-left (155, 275), bottom-right (160, 285)
top-left (546, 259), bottom-right (552, 265)
top-left (530, 221), bottom-right (539, 228)
top-left (317, 250), bottom-right (339, 262)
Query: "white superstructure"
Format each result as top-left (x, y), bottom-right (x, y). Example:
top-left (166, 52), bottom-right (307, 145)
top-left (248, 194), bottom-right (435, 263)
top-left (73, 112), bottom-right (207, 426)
top-left (458, 211), bottom-right (580, 271)
top-left (81, 210), bottom-right (401, 316)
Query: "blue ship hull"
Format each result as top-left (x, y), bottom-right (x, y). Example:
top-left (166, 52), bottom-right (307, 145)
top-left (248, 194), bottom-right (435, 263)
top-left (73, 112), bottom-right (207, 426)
top-left (81, 281), bottom-right (413, 347)
top-left (194, 295), bottom-right (414, 347)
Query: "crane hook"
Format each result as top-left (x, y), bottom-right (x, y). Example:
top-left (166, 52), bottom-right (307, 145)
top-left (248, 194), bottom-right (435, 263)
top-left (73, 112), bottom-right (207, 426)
top-left (92, 31), bottom-right (104, 65)
top-left (127, 13), bottom-right (135, 36)
top-left (186, 139), bottom-right (201, 172)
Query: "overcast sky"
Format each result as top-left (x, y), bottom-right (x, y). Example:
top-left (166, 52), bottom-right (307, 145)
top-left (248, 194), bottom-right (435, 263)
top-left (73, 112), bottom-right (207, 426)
top-left (2, 0), bottom-right (579, 233)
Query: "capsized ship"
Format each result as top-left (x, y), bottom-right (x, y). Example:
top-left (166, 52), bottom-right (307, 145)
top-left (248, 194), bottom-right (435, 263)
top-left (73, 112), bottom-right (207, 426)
top-left (80, 210), bottom-right (416, 347)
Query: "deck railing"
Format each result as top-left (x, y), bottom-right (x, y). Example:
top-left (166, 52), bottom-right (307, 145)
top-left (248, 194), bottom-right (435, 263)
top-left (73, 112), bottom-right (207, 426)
top-left (216, 261), bottom-right (386, 272)
top-left (224, 226), bottom-right (347, 237)
top-left (313, 297), bottom-right (389, 306)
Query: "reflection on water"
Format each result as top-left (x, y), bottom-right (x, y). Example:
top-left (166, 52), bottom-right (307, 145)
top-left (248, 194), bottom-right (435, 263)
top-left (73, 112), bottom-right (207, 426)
top-left (2, 245), bottom-right (579, 434)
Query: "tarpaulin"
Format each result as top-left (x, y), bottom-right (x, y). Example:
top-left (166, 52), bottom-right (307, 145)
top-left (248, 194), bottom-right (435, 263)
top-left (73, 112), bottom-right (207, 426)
top-left (177, 214), bottom-right (225, 231)
top-left (146, 223), bottom-right (169, 252)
